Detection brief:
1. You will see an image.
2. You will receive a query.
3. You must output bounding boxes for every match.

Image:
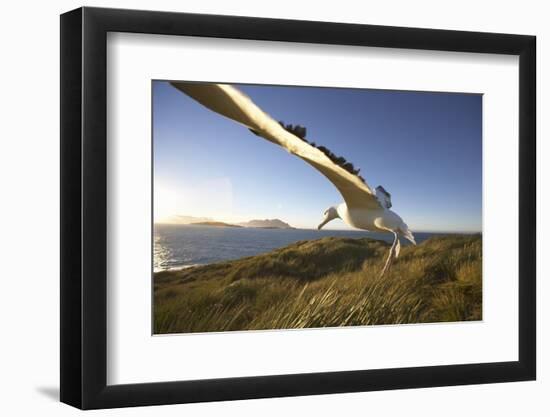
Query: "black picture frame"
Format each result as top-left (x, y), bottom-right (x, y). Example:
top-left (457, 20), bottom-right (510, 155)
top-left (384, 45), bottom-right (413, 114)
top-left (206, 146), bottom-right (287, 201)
top-left (60, 6), bottom-right (536, 410)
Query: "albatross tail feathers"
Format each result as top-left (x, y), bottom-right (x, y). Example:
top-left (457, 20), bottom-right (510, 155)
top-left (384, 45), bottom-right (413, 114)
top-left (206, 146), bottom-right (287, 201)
top-left (400, 227), bottom-right (417, 246)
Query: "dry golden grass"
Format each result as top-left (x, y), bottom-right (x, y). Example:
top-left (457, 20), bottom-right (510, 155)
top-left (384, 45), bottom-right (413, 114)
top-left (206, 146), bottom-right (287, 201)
top-left (154, 234), bottom-right (482, 334)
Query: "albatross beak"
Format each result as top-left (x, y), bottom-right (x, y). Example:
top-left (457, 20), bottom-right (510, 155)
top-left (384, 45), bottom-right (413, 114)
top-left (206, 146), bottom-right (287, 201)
top-left (317, 218), bottom-right (329, 230)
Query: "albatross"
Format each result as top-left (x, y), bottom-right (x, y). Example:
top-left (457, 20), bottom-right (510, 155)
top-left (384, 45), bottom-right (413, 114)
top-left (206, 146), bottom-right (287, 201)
top-left (170, 82), bottom-right (416, 276)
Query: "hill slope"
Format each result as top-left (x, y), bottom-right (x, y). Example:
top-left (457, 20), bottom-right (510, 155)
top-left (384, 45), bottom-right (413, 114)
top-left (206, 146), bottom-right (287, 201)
top-left (154, 235), bottom-right (482, 334)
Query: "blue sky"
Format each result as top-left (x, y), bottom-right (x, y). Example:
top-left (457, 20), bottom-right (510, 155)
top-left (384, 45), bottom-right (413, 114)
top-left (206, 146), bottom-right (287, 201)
top-left (153, 81), bottom-right (482, 232)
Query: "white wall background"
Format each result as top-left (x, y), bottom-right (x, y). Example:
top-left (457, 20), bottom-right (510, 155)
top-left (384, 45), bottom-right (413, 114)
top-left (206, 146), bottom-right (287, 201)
top-left (0, 0), bottom-right (545, 415)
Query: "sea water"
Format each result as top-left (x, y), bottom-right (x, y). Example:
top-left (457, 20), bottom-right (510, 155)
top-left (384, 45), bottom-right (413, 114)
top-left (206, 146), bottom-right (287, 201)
top-left (154, 224), bottom-right (441, 272)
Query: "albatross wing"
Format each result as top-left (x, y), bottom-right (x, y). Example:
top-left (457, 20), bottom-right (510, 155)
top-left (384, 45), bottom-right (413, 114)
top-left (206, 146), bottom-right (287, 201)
top-left (170, 82), bottom-right (382, 210)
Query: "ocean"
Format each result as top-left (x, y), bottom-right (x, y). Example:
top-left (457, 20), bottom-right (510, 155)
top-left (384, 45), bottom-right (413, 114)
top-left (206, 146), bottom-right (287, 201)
top-left (154, 224), bottom-right (444, 272)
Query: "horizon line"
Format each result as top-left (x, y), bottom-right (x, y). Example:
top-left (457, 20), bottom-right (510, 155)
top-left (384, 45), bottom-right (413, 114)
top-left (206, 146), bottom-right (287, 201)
top-left (153, 222), bottom-right (482, 235)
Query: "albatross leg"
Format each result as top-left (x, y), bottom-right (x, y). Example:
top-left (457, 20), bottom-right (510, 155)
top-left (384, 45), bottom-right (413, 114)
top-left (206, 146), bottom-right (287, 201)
top-left (379, 231), bottom-right (398, 277)
top-left (394, 237), bottom-right (401, 258)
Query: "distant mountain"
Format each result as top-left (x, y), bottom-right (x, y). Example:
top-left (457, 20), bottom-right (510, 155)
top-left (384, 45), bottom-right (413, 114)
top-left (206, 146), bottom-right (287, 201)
top-left (158, 215), bottom-right (293, 229)
top-left (192, 221), bottom-right (243, 228)
top-left (238, 219), bottom-right (294, 229)
top-left (159, 215), bottom-right (213, 224)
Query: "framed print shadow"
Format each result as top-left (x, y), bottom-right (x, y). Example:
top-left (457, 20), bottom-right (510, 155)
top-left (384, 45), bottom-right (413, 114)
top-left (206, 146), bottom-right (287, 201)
top-left (60, 7), bottom-right (536, 410)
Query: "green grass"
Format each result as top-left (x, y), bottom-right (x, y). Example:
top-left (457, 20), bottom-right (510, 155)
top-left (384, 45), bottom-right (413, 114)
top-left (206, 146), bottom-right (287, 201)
top-left (154, 234), bottom-right (482, 334)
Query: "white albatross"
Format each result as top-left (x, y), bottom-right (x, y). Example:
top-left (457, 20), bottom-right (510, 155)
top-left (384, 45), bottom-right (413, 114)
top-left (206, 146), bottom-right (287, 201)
top-left (170, 82), bottom-right (417, 276)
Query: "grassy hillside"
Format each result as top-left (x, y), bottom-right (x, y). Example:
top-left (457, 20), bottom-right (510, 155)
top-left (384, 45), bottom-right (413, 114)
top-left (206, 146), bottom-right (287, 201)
top-left (154, 234), bottom-right (482, 334)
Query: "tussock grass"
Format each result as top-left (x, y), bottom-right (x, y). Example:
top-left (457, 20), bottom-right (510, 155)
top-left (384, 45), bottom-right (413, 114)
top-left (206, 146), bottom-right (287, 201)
top-left (154, 234), bottom-right (482, 334)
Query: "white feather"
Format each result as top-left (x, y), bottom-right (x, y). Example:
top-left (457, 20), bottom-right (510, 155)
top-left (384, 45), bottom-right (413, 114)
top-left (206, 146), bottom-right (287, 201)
top-left (170, 82), bottom-right (417, 276)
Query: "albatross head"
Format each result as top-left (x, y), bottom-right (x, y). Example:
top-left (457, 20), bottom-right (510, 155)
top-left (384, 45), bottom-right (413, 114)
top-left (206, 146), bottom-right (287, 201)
top-left (318, 206), bottom-right (340, 230)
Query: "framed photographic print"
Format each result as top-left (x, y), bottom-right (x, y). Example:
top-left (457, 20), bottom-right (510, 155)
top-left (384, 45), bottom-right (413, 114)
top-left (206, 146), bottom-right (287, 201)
top-left (60, 6), bottom-right (536, 409)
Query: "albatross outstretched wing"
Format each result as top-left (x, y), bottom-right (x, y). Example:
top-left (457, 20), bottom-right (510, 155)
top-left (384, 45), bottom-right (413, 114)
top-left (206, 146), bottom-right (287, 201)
top-left (170, 82), bottom-right (382, 210)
